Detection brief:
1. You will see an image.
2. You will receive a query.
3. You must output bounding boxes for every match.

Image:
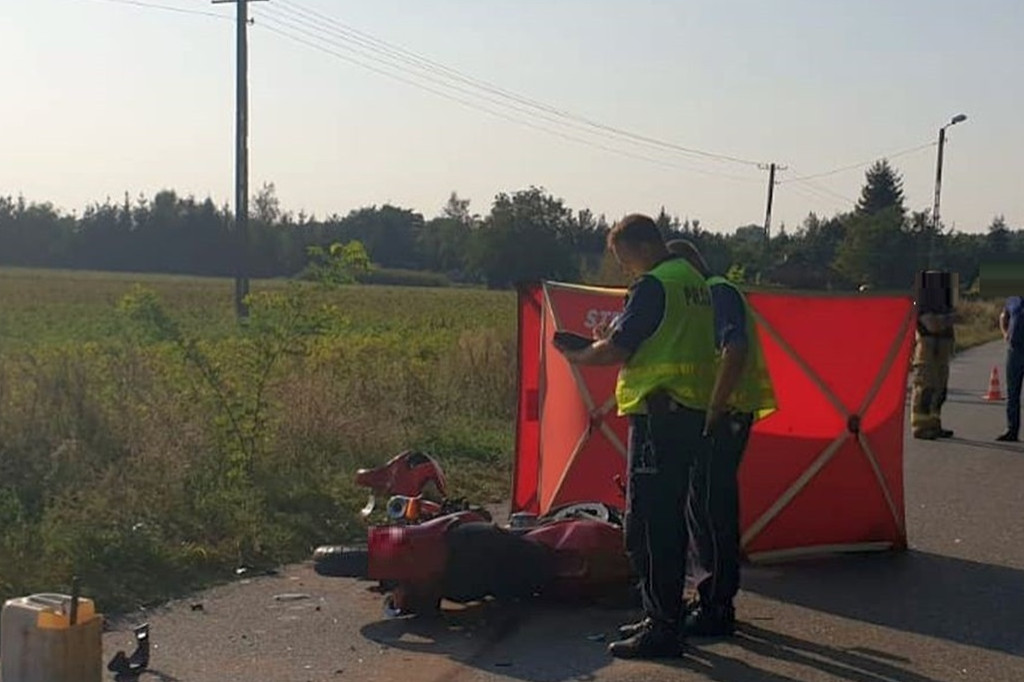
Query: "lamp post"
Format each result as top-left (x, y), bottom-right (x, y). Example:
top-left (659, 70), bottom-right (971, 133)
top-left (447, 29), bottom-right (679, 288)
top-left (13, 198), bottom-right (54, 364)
top-left (929, 113), bottom-right (967, 268)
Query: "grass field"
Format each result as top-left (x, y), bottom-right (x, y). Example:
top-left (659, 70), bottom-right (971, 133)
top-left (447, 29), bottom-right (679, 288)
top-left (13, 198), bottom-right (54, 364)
top-left (0, 267), bottom-right (1006, 614)
top-left (0, 267), bottom-right (517, 611)
top-left (952, 298), bottom-right (1006, 351)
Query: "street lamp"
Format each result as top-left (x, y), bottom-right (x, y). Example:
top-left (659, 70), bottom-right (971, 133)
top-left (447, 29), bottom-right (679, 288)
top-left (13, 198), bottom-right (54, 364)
top-left (929, 113), bottom-right (968, 268)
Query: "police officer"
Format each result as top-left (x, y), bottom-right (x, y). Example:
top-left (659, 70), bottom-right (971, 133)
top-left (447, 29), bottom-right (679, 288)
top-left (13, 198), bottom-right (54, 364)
top-left (555, 214), bottom-right (717, 659)
top-left (664, 239), bottom-right (776, 637)
top-left (911, 271), bottom-right (956, 440)
top-left (997, 294), bottom-right (1023, 442)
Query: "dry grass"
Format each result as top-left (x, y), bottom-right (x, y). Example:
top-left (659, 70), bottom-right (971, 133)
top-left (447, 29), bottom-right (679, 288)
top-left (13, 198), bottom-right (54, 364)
top-left (954, 298), bottom-right (1005, 351)
top-left (0, 268), bottom-right (517, 612)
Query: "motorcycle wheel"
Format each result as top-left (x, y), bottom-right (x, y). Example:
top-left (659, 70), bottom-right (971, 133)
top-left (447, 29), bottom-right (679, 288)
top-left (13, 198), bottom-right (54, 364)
top-left (546, 502), bottom-right (619, 525)
top-left (312, 545), bottom-right (369, 578)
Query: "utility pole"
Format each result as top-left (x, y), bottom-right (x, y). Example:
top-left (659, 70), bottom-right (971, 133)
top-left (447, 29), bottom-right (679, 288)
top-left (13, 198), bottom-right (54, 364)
top-left (759, 162), bottom-right (786, 263)
top-left (213, 0), bottom-right (267, 319)
top-left (929, 129), bottom-right (946, 271)
top-left (929, 113), bottom-right (967, 269)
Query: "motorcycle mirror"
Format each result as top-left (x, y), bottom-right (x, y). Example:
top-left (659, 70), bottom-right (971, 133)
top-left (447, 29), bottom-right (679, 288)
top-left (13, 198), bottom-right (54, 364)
top-left (387, 496), bottom-right (411, 521)
top-left (360, 495), bottom-right (376, 518)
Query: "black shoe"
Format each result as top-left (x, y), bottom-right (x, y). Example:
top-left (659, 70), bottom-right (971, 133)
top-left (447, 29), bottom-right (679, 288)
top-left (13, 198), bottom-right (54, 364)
top-left (608, 621), bottom-right (683, 660)
top-left (617, 616), bottom-right (653, 638)
top-left (996, 432), bottom-right (1020, 442)
top-left (938, 429), bottom-right (954, 438)
top-left (618, 595), bottom-right (698, 637)
top-left (682, 604), bottom-right (736, 637)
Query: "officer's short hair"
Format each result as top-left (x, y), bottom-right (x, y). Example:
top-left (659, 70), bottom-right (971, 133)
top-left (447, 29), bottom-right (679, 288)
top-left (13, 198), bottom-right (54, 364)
top-left (608, 214), bottom-right (662, 250)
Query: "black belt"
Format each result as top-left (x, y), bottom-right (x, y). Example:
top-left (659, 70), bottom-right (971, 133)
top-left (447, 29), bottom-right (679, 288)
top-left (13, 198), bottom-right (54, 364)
top-left (645, 392), bottom-right (699, 416)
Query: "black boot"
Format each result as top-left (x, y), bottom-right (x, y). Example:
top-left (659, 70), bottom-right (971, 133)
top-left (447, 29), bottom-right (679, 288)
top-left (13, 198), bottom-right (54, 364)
top-left (996, 432), bottom-right (1019, 442)
top-left (618, 596), bottom-right (698, 637)
top-left (682, 603), bottom-right (736, 637)
top-left (608, 619), bottom-right (683, 659)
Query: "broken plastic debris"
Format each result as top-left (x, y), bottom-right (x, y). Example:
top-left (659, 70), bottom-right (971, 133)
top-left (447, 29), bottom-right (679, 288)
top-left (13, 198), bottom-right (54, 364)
top-left (274, 593), bottom-right (312, 602)
top-left (361, 495), bottom-right (376, 518)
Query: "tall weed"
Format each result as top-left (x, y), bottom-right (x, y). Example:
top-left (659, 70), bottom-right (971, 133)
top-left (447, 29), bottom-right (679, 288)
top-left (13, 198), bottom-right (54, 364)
top-left (0, 279), bottom-right (516, 612)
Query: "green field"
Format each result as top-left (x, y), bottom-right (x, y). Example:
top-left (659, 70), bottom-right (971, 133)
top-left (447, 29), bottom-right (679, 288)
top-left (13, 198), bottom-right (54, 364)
top-left (0, 267), bottom-right (517, 611)
top-left (0, 267), bottom-right (1004, 614)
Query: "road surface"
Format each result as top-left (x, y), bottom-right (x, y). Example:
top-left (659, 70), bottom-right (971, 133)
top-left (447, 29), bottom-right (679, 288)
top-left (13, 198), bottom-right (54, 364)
top-left (93, 340), bottom-right (1023, 682)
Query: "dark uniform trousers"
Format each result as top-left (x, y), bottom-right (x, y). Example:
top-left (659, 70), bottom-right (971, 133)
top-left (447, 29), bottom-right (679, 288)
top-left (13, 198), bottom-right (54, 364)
top-left (1008, 347), bottom-right (1024, 438)
top-left (624, 399), bottom-right (710, 627)
top-left (685, 410), bottom-right (754, 608)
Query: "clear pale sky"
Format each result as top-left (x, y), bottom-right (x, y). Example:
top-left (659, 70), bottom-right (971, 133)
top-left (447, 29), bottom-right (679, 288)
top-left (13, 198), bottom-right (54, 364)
top-left (3, 0), bottom-right (1021, 234)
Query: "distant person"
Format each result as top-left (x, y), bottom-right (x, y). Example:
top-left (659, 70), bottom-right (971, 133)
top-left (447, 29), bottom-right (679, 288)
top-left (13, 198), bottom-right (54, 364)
top-left (652, 239), bottom-right (775, 637)
top-left (911, 271), bottom-right (956, 440)
top-left (554, 214), bottom-right (718, 659)
top-left (997, 294), bottom-right (1023, 442)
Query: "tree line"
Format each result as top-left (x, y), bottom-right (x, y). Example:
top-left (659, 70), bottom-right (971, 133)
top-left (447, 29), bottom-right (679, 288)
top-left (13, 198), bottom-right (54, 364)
top-left (1, 160), bottom-right (1021, 291)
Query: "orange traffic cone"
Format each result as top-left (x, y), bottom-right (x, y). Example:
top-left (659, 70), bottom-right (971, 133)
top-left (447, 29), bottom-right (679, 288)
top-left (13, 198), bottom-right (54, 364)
top-left (983, 366), bottom-right (1004, 401)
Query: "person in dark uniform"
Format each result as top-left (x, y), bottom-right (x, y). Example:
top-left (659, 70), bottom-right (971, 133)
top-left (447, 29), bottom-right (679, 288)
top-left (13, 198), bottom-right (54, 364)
top-left (555, 214), bottom-right (718, 659)
top-left (997, 295), bottom-right (1024, 442)
top-left (660, 239), bottom-right (776, 637)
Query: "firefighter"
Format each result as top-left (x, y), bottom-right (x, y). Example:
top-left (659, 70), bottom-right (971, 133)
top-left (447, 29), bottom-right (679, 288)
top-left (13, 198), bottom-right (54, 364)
top-left (554, 214), bottom-right (718, 659)
top-left (911, 271), bottom-right (956, 440)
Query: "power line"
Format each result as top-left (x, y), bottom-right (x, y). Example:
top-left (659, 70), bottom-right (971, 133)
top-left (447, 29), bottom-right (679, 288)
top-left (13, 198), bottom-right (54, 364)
top-left (781, 141), bottom-right (936, 184)
top-left (82, 0), bottom-right (232, 20)
top-left (250, 14), bottom-right (766, 184)
top-left (784, 178), bottom-right (850, 209)
top-left (81, 0), bottom-right (932, 232)
top-left (790, 177), bottom-right (857, 205)
top-left (262, 0), bottom-right (766, 168)
top-left (259, 8), bottom-right (649, 156)
top-left (82, 0), bottom-right (943, 199)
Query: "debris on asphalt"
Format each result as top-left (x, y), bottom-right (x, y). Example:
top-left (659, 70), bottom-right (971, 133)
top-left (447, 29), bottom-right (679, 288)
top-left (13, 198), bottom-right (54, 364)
top-left (274, 593), bottom-right (312, 602)
top-left (107, 624), bottom-right (151, 679)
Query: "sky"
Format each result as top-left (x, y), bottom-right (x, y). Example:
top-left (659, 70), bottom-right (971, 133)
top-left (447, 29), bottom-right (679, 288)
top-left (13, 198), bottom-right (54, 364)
top-left (3, 0), bottom-right (1022, 235)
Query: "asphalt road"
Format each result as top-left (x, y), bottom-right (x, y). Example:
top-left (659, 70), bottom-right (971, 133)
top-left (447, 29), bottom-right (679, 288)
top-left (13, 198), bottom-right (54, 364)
top-left (92, 339), bottom-right (1023, 682)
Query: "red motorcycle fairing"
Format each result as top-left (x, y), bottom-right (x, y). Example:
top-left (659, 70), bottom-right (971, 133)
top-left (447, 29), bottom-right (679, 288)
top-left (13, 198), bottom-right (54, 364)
top-left (355, 450), bottom-right (449, 499)
top-left (367, 510), bottom-right (487, 583)
top-left (369, 510), bottom-right (633, 614)
top-left (521, 519), bottom-right (633, 597)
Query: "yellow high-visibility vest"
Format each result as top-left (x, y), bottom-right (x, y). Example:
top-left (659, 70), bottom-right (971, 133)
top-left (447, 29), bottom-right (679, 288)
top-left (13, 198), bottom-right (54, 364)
top-left (615, 258), bottom-right (718, 415)
top-left (707, 275), bottom-right (777, 420)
